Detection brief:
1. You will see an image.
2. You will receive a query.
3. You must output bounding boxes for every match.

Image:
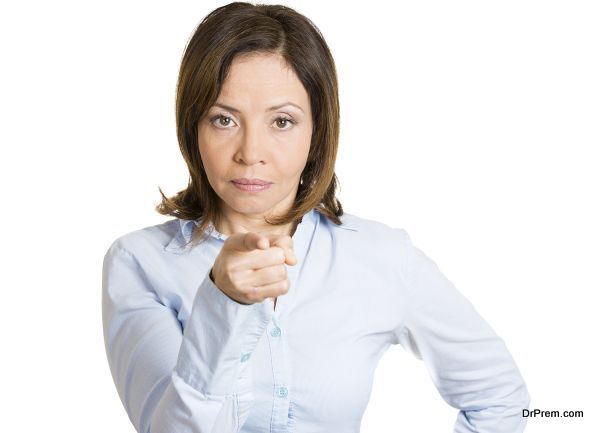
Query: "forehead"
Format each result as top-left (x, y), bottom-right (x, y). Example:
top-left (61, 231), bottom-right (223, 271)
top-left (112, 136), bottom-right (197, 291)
top-left (218, 52), bottom-right (309, 107)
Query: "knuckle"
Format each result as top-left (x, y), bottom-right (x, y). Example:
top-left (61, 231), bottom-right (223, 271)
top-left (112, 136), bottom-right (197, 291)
top-left (245, 286), bottom-right (258, 302)
top-left (271, 265), bottom-right (286, 280)
top-left (272, 247), bottom-right (285, 262)
top-left (224, 263), bottom-right (236, 275)
top-left (277, 265), bottom-right (287, 279)
top-left (229, 274), bottom-right (241, 287)
top-left (278, 279), bottom-right (289, 294)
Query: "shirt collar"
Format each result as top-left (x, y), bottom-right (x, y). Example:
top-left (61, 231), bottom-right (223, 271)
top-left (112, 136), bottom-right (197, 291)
top-left (163, 218), bottom-right (219, 254)
top-left (164, 208), bottom-right (357, 254)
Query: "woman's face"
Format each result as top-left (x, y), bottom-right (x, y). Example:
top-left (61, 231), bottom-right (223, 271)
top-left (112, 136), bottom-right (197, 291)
top-left (198, 52), bottom-right (313, 222)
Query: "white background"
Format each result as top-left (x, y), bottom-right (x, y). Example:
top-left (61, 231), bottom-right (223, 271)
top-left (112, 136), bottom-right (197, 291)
top-left (1, 0), bottom-right (598, 431)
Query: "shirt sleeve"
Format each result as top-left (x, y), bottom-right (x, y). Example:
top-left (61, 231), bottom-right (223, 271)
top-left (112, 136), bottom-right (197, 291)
top-left (392, 230), bottom-right (531, 432)
top-left (102, 243), bottom-right (274, 433)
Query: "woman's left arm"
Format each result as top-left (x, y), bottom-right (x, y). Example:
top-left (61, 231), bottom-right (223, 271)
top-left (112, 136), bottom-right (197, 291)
top-left (392, 229), bottom-right (530, 432)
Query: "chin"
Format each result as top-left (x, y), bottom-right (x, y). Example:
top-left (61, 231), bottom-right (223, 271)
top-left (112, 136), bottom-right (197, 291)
top-left (223, 195), bottom-right (277, 215)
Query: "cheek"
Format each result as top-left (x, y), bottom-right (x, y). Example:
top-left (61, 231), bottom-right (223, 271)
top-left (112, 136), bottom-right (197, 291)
top-left (198, 132), bottom-right (224, 178)
top-left (202, 153), bottom-right (227, 183)
top-left (273, 147), bottom-right (309, 179)
top-left (273, 123), bottom-right (311, 160)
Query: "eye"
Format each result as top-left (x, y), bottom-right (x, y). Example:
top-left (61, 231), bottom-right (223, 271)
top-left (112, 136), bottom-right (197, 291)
top-left (209, 114), bottom-right (237, 129)
top-left (273, 116), bottom-right (296, 131)
top-left (208, 114), bottom-right (297, 131)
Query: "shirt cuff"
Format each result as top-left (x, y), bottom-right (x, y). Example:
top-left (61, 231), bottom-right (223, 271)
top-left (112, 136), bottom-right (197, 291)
top-left (174, 268), bottom-right (274, 397)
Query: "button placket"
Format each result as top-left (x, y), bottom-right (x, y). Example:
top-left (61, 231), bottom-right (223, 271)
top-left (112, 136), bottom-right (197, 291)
top-left (267, 315), bottom-right (292, 432)
top-left (266, 209), bottom-right (316, 432)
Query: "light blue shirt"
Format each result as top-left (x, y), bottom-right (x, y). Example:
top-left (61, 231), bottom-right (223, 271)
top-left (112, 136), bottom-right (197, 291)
top-left (102, 208), bottom-right (530, 433)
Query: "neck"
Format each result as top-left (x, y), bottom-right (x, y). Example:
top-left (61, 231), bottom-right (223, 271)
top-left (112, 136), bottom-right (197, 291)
top-left (215, 213), bottom-right (300, 238)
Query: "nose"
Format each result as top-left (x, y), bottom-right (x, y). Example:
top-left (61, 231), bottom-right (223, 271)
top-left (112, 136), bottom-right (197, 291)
top-left (234, 122), bottom-right (266, 166)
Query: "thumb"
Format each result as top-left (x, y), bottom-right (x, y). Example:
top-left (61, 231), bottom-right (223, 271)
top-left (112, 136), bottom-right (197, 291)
top-left (262, 233), bottom-right (297, 266)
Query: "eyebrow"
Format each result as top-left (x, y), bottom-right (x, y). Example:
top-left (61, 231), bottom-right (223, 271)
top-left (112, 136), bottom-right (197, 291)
top-left (212, 102), bottom-right (305, 114)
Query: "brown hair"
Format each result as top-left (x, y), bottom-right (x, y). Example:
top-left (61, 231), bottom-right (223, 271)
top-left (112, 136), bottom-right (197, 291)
top-left (155, 1), bottom-right (344, 246)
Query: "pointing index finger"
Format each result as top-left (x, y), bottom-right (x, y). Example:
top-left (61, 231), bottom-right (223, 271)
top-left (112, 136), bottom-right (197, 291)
top-left (228, 232), bottom-right (270, 252)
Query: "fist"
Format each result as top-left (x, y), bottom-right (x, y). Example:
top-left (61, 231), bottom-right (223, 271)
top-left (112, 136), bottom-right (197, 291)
top-left (210, 231), bottom-right (297, 305)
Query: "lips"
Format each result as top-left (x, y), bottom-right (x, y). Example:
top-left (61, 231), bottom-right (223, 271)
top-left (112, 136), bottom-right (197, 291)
top-left (231, 178), bottom-right (272, 185)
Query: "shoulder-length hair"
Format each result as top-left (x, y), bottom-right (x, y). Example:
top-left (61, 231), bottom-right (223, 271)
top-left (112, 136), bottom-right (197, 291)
top-left (155, 1), bottom-right (345, 245)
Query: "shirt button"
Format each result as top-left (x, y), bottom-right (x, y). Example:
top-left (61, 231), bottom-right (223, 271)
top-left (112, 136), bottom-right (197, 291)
top-left (240, 353), bottom-right (251, 363)
top-left (277, 387), bottom-right (288, 398)
top-left (270, 326), bottom-right (282, 337)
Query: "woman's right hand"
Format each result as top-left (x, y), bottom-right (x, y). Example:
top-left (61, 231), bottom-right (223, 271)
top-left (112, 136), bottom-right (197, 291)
top-left (210, 232), bottom-right (297, 305)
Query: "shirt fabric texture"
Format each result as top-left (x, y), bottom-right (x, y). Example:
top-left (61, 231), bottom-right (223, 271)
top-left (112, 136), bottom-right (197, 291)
top-left (102, 207), bottom-right (530, 433)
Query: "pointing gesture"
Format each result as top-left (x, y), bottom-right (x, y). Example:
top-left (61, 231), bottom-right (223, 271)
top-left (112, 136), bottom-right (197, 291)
top-left (210, 231), bottom-right (297, 306)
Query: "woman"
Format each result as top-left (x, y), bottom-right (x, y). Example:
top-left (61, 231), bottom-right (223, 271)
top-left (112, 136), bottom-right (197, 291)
top-left (102, 2), bottom-right (530, 432)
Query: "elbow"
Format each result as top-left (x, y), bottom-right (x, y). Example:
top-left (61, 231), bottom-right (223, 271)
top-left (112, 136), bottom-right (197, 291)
top-left (516, 381), bottom-right (531, 412)
top-left (496, 375), bottom-right (530, 414)
top-left (469, 375), bottom-right (531, 416)
top-left (492, 359), bottom-right (531, 415)
top-left (494, 378), bottom-right (531, 419)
